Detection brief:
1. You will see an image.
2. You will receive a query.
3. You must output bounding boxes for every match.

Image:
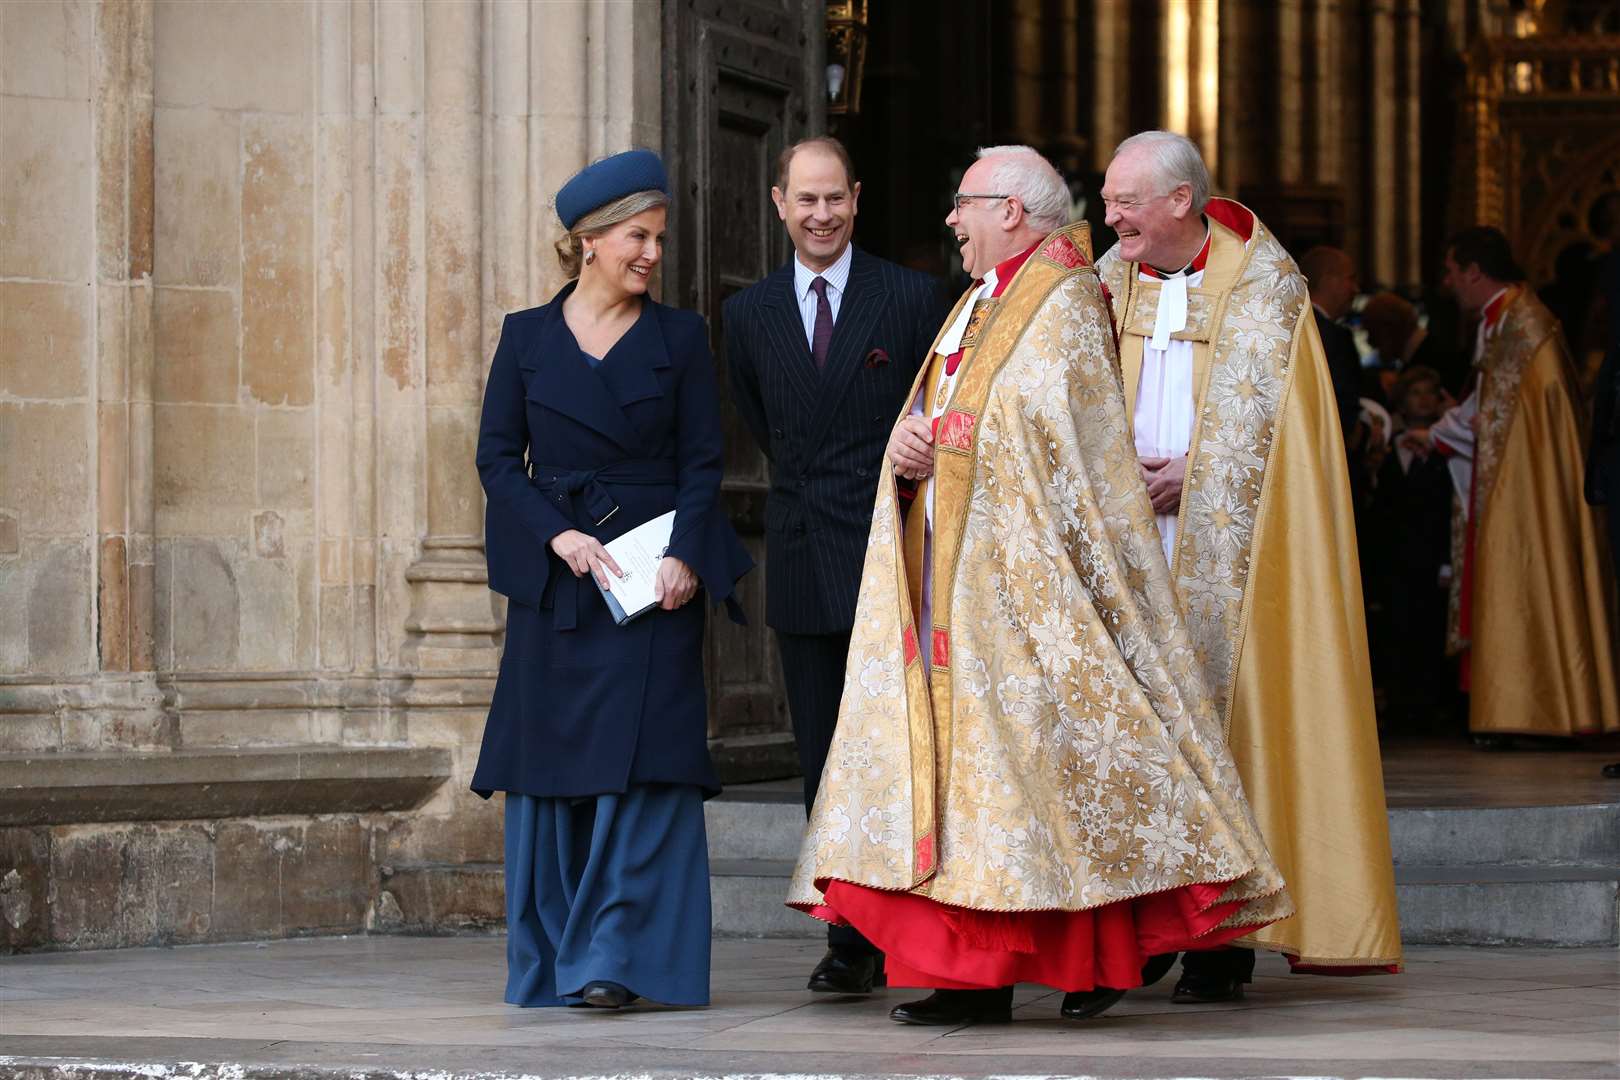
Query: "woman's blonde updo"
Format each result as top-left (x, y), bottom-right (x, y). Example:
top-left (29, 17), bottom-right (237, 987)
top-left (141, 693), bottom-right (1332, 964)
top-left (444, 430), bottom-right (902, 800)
top-left (554, 188), bottom-right (671, 279)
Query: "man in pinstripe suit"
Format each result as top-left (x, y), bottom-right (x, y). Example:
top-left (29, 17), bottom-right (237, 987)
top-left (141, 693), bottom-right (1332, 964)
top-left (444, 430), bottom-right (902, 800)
top-left (724, 136), bottom-right (945, 995)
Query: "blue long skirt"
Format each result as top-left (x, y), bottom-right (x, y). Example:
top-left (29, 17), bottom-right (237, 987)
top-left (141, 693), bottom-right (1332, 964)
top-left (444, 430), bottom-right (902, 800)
top-left (504, 783), bottom-right (711, 1007)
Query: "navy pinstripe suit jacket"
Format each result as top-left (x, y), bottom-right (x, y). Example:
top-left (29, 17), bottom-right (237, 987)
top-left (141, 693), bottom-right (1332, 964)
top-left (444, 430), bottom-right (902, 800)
top-left (723, 247), bottom-right (946, 635)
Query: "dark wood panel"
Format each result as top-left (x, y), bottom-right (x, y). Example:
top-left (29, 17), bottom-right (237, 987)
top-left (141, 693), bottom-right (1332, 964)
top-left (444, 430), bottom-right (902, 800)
top-left (664, 0), bottom-right (824, 781)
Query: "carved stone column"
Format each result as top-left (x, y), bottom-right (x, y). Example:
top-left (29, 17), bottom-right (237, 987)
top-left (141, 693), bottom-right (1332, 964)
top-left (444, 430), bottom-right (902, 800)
top-left (402, 0), bottom-right (502, 671)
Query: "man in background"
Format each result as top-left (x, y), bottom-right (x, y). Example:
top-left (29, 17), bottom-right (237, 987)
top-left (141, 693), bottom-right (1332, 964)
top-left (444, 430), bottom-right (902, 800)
top-left (723, 136), bottom-right (943, 995)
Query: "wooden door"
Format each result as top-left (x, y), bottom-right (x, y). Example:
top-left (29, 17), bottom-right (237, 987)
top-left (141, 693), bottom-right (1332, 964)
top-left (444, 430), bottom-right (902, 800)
top-left (662, 0), bottom-right (824, 782)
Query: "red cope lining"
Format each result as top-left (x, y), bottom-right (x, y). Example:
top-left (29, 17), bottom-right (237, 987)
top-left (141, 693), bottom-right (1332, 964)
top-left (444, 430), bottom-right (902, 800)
top-left (817, 878), bottom-right (1263, 992)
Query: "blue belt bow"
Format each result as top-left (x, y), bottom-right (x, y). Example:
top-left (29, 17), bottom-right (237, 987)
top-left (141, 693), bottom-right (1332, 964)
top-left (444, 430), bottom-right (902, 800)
top-left (529, 459), bottom-right (678, 630)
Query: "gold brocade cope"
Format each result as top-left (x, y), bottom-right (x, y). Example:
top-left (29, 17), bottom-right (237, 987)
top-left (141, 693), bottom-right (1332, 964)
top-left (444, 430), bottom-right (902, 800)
top-left (1098, 201), bottom-right (1402, 970)
top-left (1461, 290), bottom-right (1620, 736)
top-left (788, 222), bottom-right (1292, 931)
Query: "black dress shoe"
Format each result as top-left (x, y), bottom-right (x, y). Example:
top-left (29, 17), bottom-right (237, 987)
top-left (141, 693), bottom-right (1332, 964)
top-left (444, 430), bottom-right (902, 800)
top-left (807, 946), bottom-right (882, 994)
top-left (1140, 951), bottom-right (1178, 987)
top-left (1059, 986), bottom-right (1126, 1020)
top-left (580, 980), bottom-right (637, 1008)
top-left (1171, 971), bottom-right (1245, 1004)
top-left (889, 987), bottom-right (1014, 1026)
top-left (1602, 762), bottom-right (1620, 779)
top-left (1471, 734), bottom-right (1514, 751)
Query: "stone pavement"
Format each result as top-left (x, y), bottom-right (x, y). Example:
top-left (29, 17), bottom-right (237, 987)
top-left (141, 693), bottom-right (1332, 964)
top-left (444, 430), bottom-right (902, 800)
top-left (1, 936), bottom-right (1616, 1080)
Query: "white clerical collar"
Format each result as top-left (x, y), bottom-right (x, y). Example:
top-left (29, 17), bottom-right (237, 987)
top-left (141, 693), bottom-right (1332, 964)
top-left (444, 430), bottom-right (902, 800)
top-left (794, 243), bottom-right (853, 302)
top-left (935, 268), bottom-right (1000, 357)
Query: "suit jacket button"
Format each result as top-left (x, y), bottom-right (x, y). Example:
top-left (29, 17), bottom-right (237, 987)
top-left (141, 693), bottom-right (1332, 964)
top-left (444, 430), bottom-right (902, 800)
top-left (857, 467), bottom-right (869, 478)
top-left (773, 427), bottom-right (784, 438)
top-left (795, 523), bottom-right (806, 535)
top-left (796, 477), bottom-right (806, 488)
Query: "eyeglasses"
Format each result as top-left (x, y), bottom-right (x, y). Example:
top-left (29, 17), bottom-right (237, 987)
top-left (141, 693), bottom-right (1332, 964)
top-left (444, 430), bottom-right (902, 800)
top-left (952, 192), bottom-right (1010, 212)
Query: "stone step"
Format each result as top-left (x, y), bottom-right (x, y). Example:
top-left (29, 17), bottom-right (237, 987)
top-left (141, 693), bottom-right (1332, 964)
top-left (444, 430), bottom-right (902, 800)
top-left (1396, 866), bottom-right (1620, 947)
top-left (704, 794), bottom-right (806, 862)
top-left (1389, 802), bottom-right (1620, 867)
top-left (710, 859), bottom-right (819, 938)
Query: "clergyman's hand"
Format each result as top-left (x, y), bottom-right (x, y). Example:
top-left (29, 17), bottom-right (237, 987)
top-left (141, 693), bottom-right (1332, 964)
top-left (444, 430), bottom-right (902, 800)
top-left (887, 415), bottom-right (935, 481)
top-left (1139, 454), bottom-right (1188, 515)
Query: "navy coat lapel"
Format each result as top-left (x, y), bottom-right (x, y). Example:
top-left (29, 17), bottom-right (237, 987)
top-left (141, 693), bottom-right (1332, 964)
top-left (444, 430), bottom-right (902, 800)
top-left (760, 264), bottom-right (821, 410)
top-left (520, 287), bottom-right (642, 451)
top-left (803, 248), bottom-right (886, 455)
top-left (595, 303), bottom-right (668, 412)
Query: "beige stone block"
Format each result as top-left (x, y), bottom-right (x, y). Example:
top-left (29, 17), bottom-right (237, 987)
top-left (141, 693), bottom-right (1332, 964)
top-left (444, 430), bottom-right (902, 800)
top-left (152, 540), bottom-right (173, 670)
top-left (237, 555), bottom-right (295, 671)
top-left (425, 405), bottom-right (482, 538)
top-left (0, 0), bottom-right (92, 99)
top-left (242, 115), bottom-right (314, 406)
top-left (0, 512), bottom-right (17, 555)
top-left (153, 405), bottom-right (254, 535)
top-left (354, 539), bottom-right (377, 585)
top-left (316, 398), bottom-right (354, 529)
top-left (154, 0), bottom-right (312, 113)
top-left (0, 95), bottom-right (93, 282)
top-left (256, 407), bottom-right (313, 508)
top-left (60, 707), bottom-right (169, 752)
top-left (320, 538), bottom-right (349, 585)
top-left (128, 88), bottom-right (154, 282)
top-left (127, 558), bottom-right (155, 672)
top-left (93, 1), bottom-right (129, 284)
top-left (0, 402), bottom-right (91, 536)
top-left (97, 403), bottom-right (128, 534)
top-left (26, 540), bottom-right (93, 674)
top-left (153, 287), bottom-right (238, 404)
top-left (0, 714), bottom-right (59, 753)
top-left (98, 535), bottom-right (129, 671)
top-left (0, 283), bottom-right (92, 399)
top-left (0, 557), bottom-right (27, 672)
top-left (168, 537), bottom-right (240, 670)
top-left (153, 106), bottom-right (240, 288)
top-left (96, 283), bottom-right (128, 402)
top-left (319, 584), bottom-right (352, 671)
top-left (178, 709), bottom-right (315, 748)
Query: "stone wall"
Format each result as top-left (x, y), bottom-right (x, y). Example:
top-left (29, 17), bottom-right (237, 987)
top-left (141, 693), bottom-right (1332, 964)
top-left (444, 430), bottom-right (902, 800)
top-left (0, 0), bottom-right (662, 952)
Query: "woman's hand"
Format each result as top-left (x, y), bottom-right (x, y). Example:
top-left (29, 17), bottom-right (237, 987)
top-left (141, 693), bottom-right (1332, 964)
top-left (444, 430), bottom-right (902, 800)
top-left (549, 529), bottom-right (623, 589)
top-left (654, 555), bottom-right (698, 610)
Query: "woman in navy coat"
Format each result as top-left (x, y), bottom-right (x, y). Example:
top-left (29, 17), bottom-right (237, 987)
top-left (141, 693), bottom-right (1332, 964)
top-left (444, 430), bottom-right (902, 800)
top-left (472, 150), bottom-right (751, 1010)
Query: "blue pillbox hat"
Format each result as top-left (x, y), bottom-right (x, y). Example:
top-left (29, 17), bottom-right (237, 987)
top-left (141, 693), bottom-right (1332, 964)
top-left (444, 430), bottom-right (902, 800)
top-left (555, 149), bottom-right (670, 230)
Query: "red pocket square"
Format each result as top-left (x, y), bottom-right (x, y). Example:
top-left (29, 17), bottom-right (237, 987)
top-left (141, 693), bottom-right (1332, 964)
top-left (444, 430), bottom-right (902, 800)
top-left (865, 348), bottom-right (890, 368)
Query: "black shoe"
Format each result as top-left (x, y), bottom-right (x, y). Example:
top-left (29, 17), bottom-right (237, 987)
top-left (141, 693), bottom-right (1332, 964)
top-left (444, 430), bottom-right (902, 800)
top-left (1060, 986), bottom-right (1126, 1020)
top-left (807, 946), bottom-right (882, 994)
top-left (1140, 952), bottom-right (1178, 988)
top-left (1471, 734), bottom-right (1514, 751)
top-left (1602, 762), bottom-right (1620, 779)
top-left (1171, 972), bottom-right (1245, 1004)
top-left (580, 980), bottom-right (636, 1008)
top-left (889, 987), bottom-right (1014, 1026)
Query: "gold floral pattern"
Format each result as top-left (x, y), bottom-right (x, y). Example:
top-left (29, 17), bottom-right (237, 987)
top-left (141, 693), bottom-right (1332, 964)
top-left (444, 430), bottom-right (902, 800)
top-left (788, 224), bottom-right (1292, 928)
top-left (1099, 224), bottom-right (1307, 727)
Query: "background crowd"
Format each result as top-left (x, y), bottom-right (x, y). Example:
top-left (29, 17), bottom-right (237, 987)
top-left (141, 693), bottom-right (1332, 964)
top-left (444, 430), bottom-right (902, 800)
top-left (1302, 194), bottom-right (1620, 741)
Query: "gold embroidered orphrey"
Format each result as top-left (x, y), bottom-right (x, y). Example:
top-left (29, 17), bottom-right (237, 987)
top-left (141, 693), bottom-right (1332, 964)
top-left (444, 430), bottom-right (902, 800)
top-left (1099, 223), bottom-right (1303, 728)
top-left (788, 222), bottom-right (1292, 932)
top-left (1097, 201), bottom-right (1402, 970)
top-left (1446, 287), bottom-right (1547, 654)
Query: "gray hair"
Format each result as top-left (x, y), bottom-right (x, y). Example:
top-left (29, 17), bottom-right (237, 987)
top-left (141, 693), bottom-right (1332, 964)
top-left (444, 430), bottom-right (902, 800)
top-left (975, 145), bottom-right (1071, 232)
top-left (554, 188), bottom-right (670, 279)
top-left (1113, 131), bottom-right (1211, 212)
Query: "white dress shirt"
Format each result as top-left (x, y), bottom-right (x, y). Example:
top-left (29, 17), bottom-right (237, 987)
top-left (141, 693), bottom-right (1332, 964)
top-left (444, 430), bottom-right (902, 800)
top-left (792, 243), bottom-right (853, 348)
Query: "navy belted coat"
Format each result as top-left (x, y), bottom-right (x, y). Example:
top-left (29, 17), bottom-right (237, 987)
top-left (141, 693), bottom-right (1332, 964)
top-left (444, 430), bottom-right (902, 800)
top-left (471, 284), bottom-right (752, 800)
